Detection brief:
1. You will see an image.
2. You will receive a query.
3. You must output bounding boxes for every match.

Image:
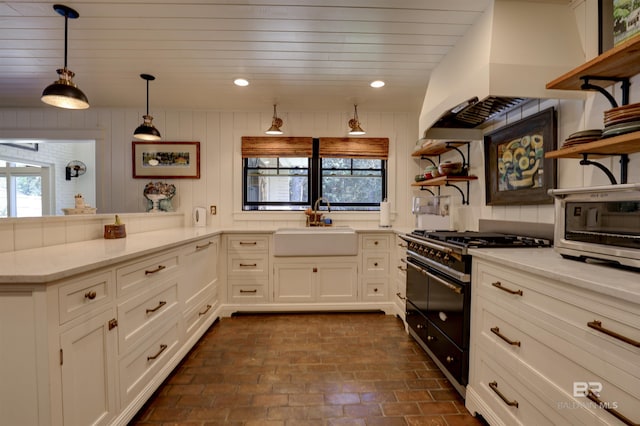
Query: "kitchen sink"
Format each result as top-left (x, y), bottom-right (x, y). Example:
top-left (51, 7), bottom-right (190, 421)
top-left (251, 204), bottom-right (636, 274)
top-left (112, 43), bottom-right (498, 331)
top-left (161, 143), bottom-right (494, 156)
top-left (273, 227), bottom-right (358, 256)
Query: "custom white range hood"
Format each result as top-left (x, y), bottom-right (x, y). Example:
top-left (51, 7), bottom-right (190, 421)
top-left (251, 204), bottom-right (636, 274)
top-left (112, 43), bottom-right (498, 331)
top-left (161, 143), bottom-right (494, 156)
top-left (419, 0), bottom-right (586, 137)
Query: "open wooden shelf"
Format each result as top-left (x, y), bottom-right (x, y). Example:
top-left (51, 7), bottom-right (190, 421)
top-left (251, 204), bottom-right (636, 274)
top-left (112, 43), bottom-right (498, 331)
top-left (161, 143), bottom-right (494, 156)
top-left (546, 36), bottom-right (640, 91)
top-left (412, 141), bottom-right (470, 157)
top-left (545, 130), bottom-right (640, 159)
top-left (411, 175), bottom-right (478, 187)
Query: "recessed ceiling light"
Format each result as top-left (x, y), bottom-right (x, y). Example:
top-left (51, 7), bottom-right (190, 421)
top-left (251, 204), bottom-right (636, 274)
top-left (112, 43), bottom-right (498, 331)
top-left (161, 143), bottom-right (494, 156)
top-left (370, 80), bottom-right (385, 88)
top-left (234, 78), bottom-right (249, 87)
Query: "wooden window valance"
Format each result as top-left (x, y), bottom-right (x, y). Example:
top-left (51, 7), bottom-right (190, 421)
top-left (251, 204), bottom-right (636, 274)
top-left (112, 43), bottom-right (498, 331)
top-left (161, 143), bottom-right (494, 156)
top-left (318, 137), bottom-right (389, 159)
top-left (241, 136), bottom-right (313, 158)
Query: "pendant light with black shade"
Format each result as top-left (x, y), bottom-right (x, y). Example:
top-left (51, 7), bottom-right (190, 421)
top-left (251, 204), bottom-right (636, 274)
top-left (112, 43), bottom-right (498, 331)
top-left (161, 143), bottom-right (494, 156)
top-left (265, 104), bottom-right (284, 135)
top-left (41, 4), bottom-right (89, 110)
top-left (133, 74), bottom-right (162, 141)
top-left (348, 104), bottom-right (365, 135)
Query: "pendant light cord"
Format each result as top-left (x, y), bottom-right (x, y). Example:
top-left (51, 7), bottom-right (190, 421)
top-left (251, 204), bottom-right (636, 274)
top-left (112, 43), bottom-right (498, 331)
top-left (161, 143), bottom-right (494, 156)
top-left (146, 79), bottom-right (150, 115)
top-left (63, 13), bottom-right (68, 69)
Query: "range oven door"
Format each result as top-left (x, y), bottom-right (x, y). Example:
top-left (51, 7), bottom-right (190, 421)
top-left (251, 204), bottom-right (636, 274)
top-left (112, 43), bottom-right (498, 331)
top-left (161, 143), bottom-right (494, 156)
top-left (405, 255), bottom-right (470, 386)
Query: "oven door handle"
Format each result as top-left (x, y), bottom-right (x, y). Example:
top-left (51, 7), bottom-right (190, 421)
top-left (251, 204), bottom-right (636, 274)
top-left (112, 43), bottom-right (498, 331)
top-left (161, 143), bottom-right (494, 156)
top-left (425, 269), bottom-right (463, 295)
top-left (406, 260), bottom-right (462, 295)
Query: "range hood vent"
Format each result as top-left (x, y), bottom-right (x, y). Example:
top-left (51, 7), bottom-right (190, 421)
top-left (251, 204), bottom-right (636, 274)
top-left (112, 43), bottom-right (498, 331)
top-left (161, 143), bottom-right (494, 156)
top-left (419, 0), bottom-right (585, 133)
top-left (431, 96), bottom-right (526, 129)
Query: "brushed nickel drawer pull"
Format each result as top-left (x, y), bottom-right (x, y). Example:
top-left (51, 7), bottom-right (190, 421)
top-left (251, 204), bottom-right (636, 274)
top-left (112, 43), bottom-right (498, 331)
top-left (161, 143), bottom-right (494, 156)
top-left (239, 241), bottom-right (257, 245)
top-left (491, 281), bottom-right (523, 296)
top-left (196, 241), bottom-right (213, 250)
top-left (240, 289), bottom-right (257, 294)
top-left (147, 344), bottom-right (168, 361)
top-left (145, 265), bottom-right (166, 275)
top-left (84, 290), bottom-right (97, 300)
top-left (146, 300), bottom-right (167, 314)
top-left (395, 292), bottom-right (406, 301)
top-left (239, 263), bottom-right (257, 267)
top-left (491, 327), bottom-right (521, 347)
top-left (198, 304), bottom-right (212, 316)
top-left (587, 320), bottom-right (640, 347)
top-left (587, 390), bottom-right (636, 426)
top-left (489, 381), bottom-right (518, 408)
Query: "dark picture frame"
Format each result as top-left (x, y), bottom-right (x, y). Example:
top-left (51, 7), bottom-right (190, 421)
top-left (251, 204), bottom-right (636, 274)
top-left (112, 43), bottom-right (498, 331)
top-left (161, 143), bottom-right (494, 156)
top-left (132, 141), bottom-right (200, 179)
top-left (484, 107), bottom-right (557, 206)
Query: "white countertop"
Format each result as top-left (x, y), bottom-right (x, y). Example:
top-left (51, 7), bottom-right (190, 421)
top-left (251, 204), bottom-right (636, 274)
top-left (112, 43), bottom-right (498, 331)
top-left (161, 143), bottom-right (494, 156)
top-left (0, 226), bottom-right (404, 284)
top-left (470, 247), bottom-right (640, 305)
top-left (0, 227), bottom-right (222, 284)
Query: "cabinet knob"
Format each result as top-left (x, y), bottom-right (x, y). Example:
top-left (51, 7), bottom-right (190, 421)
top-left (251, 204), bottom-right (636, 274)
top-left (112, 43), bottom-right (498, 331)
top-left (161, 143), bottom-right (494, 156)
top-left (373, 288), bottom-right (378, 292)
top-left (373, 262), bottom-right (378, 267)
top-left (313, 267), bottom-right (318, 272)
top-left (84, 290), bottom-right (97, 300)
top-left (374, 241), bottom-right (379, 245)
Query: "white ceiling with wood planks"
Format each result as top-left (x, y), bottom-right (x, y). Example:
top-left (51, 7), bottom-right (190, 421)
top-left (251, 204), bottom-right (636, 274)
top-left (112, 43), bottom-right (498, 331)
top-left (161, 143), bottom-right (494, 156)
top-left (0, 1), bottom-right (570, 113)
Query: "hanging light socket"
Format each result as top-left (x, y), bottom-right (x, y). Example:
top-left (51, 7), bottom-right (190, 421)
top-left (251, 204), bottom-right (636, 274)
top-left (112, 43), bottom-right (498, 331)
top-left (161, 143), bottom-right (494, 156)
top-left (265, 104), bottom-right (284, 135)
top-left (41, 4), bottom-right (89, 110)
top-left (348, 104), bottom-right (366, 135)
top-left (134, 74), bottom-right (161, 141)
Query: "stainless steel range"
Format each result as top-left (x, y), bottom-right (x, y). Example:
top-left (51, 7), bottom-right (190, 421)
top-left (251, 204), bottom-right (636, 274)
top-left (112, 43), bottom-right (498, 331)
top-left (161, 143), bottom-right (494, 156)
top-left (401, 230), bottom-right (551, 398)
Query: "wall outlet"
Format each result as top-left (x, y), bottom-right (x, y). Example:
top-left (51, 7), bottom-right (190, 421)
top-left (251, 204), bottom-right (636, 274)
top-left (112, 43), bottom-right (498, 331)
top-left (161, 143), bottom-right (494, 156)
top-left (210, 205), bottom-right (217, 215)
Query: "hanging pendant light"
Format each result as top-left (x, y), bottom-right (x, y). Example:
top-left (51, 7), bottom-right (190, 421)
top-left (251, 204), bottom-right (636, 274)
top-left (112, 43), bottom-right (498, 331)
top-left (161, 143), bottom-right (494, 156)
top-left (133, 74), bottom-right (161, 141)
top-left (265, 104), bottom-right (284, 135)
top-left (41, 4), bottom-right (89, 109)
top-left (348, 104), bottom-right (366, 135)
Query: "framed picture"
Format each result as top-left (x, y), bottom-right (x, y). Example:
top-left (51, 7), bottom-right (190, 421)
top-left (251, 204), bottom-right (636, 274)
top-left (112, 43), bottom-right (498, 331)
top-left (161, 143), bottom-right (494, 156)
top-left (600, 0), bottom-right (640, 53)
top-left (484, 107), bottom-right (557, 206)
top-left (132, 141), bottom-right (200, 179)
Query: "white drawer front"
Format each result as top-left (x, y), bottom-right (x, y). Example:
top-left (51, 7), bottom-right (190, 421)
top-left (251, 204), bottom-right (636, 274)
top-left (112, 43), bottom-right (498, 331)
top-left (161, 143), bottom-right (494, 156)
top-left (361, 235), bottom-right (390, 250)
top-left (227, 235), bottom-right (269, 252)
top-left (227, 254), bottom-right (268, 276)
top-left (58, 270), bottom-right (114, 324)
top-left (116, 250), bottom-right (180, 297)
top-left (478, 297), bottom-right (640, 424)
top-left (229, 282), bottom-right (267, 302)
top-left (184, 290), bottom-right (217, 339)
top-left (473, 350), bottom-right (573, 426)
top-left (119, 319), bottom-right (180, 407)
top-left (363, 279), bottom-right (387, 300)
top-left (362, 253), bottom-right (389, 274)
top-left (117, 279), bottom-right (179, 354)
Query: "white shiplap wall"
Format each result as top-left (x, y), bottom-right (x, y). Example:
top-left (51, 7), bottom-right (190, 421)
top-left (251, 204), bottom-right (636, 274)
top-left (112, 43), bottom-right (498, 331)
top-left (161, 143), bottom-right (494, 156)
top-left (0, 108), bottom-right (419, 231)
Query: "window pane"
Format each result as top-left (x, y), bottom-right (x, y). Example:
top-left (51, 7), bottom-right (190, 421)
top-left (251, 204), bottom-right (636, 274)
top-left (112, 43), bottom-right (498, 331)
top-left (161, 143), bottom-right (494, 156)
top-left (322, 158), bottom-right (350, 169)
top-left (353, 159), bottom-right (382, 169)
top-left (246, 175), bottom-right (308, 203)
top-left (322, 176), bottom-right (383, 204)
top-left (279, 158), bottom-right (308, 168)
top-left (15, 175), bottom-right (42, 217)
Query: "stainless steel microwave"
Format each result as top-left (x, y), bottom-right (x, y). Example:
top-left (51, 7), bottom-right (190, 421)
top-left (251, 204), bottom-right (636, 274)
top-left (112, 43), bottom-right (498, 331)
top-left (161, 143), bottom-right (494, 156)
top-left (549, 183), bottom-right (640, 269)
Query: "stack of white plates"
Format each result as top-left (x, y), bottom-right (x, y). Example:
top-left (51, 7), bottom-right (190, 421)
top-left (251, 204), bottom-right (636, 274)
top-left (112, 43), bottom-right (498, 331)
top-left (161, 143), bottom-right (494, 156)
top-left (603, 102), bottom-right (640, 138)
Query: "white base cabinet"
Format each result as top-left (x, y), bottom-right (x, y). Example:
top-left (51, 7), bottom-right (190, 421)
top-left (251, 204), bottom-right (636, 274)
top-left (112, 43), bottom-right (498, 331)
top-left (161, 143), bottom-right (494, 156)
top-left (0, 234), bottom-right (220, 426)
top-left (274, 259), bottom-right (358, 303)
top-left (466, 256), bottom-right (640, 426)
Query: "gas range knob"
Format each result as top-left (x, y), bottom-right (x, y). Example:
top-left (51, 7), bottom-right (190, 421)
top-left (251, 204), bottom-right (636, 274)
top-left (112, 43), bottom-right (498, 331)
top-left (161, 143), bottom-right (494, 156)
top-left (443, 254), bottom-right (450, 262)
top-left (435, 252), bottom-right (442, 259)
top-left (429, 249), bottom-right (435, 257)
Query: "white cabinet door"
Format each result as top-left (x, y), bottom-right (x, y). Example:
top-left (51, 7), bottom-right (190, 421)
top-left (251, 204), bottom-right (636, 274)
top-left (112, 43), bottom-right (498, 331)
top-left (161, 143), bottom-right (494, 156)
top-left (274, 262), bottom-right (358, 303)
top-left (317, 264), bottom-right (357, 302)
top-left (60, 308), bottom-right (117, 426)
top-left (274, 264), bottom-right (314, 302)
